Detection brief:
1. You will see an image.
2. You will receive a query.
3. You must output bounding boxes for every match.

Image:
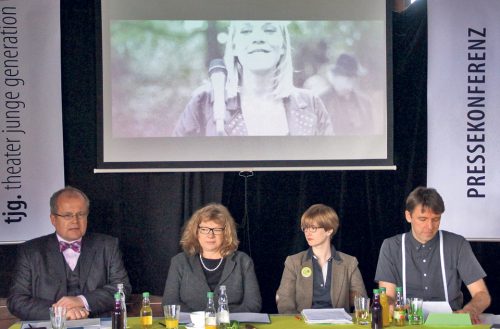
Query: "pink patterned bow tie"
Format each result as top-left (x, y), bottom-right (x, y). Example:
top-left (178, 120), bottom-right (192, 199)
top-left (59, 241), bottom-right (81, 253)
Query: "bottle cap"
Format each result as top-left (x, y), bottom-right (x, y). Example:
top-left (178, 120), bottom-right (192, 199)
top-left (207, 291), bottom-right (214, 298)
top-left (117, 283), bottom-right (124, 290)
top-left (380, 287), bottom-right (387, 292)
top-left (143, 292), bottom-right (150, 298)
top-left (396, 287), bottom-right (403, 292)
top-left (373, 289), bottom-right (379, 294)
top-left (220, 285), bottom-right (226, 291)
top-left (114, 292), bottom-right (121, 300)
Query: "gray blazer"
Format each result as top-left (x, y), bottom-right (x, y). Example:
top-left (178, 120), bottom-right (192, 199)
top-left (7, 233), bottom-right (131, 320)
top-left (162, 251), bottom-right (261, 312)
top-left (276, 247), bottom-right (367, 314)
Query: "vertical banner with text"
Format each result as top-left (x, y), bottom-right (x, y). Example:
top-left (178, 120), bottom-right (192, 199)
top-left (0, 0), bottom-right (63, 243)
top-left (427, 0), bottom-right (500, 240)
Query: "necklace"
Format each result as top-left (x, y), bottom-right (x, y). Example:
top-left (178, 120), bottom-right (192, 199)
top-left (199, 254), bottom-right (224, 272)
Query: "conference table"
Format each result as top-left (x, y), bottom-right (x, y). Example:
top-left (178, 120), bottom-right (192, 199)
top-left (8, 315), bottom-right (491, 329)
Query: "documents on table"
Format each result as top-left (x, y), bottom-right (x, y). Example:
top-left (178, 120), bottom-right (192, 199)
top-left (301, 308), bottom-right (353, 324)
top-left (21, 318), bottom-right (100, 329)
top-left (422, 301), bottom-right (452, 319)
top-left (230, 313), bottom-right (271, 323)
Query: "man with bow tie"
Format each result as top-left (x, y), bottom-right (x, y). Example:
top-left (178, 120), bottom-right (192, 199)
top-left (7, 186), bottom-right (132, 321)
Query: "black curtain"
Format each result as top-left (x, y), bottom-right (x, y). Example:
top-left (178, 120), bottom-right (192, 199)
top-left (1, 0), bottom-right (499, 315)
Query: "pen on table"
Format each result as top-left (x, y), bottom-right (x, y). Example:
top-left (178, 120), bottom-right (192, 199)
top-left (158, 321), bottom-right (166, 327)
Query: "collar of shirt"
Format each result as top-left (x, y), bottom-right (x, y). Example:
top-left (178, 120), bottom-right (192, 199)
top-left (56, 234), bottom-right (82, 248)
top-left (306, 244), bottom-right (341, 262)
top-left (408, 230), bottom-right (439, 251)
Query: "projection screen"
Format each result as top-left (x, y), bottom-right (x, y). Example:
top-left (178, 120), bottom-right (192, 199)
top-left (97, 0), bottom-right (393, 172)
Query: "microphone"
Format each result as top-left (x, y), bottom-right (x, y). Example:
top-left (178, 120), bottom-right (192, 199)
top-left (209, 59), bottom-right (227, 136)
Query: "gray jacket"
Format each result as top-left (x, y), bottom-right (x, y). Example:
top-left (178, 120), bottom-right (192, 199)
top-left (162, 251), bottom-right (262, 312)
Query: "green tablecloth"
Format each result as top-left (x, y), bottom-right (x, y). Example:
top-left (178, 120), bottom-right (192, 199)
top-left (9, 315), bottom-right (491, 329)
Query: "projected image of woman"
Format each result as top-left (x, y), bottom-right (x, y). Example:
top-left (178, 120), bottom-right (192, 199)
top-left (172, 21), bottom-right (333, 136)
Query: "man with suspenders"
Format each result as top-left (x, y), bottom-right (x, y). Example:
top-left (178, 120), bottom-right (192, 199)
top-left (375, 187), bottom-right (491, 324)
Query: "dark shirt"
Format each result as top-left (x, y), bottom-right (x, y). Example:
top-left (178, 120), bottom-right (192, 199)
top-left (310, 250), bottom-right (333, 309)
top-left (200, 257), bottom-right (225, 292)
top-left (319, 87), bottom-right (374, 135)
top-left (374, 230), bottom-right (486, 310)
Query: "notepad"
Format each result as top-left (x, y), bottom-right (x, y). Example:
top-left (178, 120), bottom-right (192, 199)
top-left (301, 308), bottom-right (353, 324)
top-left (424, 313), bottom-right (472, 326)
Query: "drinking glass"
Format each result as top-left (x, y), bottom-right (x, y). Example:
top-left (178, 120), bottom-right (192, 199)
top-left (49, 306), bottom-right (67, 329)
top-left (163, 304), bottom-right (180, 329)
top-left (354, 295), bottom-right (371, 325)
top-left (407, 297), bottom-right (424, 325)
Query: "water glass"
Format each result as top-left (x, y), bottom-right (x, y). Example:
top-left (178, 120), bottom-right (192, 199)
top-left (49, 306), bottom-right (67, 329)
top-left (354, 295), bottom-right (371, 325)
top-left (407, 297), bottom-right (424, 325)
top-left (163, 304), bottom-right (181, 329)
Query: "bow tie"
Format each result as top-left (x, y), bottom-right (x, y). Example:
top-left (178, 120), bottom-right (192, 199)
top-left (59, 241), bottom-right (81, 253)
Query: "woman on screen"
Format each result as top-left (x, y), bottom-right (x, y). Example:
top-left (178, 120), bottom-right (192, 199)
top-left (162, 203), bottom-right (262, 312)
top-left (172, 21), bottom-right (333, 136)
top-left (276, 204), bottom-right (366, 313)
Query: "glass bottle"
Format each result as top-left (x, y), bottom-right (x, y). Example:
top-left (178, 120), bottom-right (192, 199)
top-left (393, 287), bottom-right (406, 326)
top-left (217, 285), bottom-right (230, 329)
top-left (140, 292), bottom-right (153, 329)
top-left (112, 292), bottom-right (124, 329)
top-left (379, 287), bottom-right (390, 327)
top-left (371, 289), bottom-right (383, 329)
top-left (205, 291), bottom-right (217, 329)
top-left (117, 283), bottom-right (127, 329)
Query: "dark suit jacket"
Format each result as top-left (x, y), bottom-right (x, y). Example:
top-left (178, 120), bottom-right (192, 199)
top-left (162, 251), bottom-right (262, 312)
top-left (7, 232), bottom-right (131, 320)
top-left (276, 247), bottom-right (367, 314)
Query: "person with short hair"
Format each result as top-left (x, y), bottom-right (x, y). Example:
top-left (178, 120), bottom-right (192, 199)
top-left (162, 203), bottom-right (261, 312)
top-left (173, 21), bottom-right (333, 136)
top-left (319, 53), bottom-right (375, 135)
top-left (276, 204), bottom-right (367, 314)
top-left (7, 186), bottom-right (131, 321)
top-left (375, 186), bottom-right (491, 324)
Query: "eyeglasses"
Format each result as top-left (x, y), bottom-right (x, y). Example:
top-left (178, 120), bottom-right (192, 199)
top-left (53, 212), bottom-right (88, 221)
top-left (198, 226), bottom-right (225, 235)
top-left (301, 226), bottom-right (323, 233)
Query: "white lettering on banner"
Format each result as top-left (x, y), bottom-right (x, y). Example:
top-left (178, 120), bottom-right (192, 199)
top-left (0, 0), bottom-right (63, 242)
top-left (1, 5), bottom-right (28, 225)
top-left (466, 27), bottom-right (486, 198)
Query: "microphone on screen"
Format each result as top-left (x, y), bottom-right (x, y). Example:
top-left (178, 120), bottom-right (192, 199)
top-left (208, 58), bottom-right (227, 136)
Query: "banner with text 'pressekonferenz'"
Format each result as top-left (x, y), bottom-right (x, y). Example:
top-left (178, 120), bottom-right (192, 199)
top-left (0, 0), bottom-right (63, 243)
top-left (427, 0), bottom-right (500, 240)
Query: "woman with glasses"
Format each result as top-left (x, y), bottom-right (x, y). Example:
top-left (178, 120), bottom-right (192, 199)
top-left (276, 204), bottom-right (366, 314)
top-left (162, 203), bottom-right (262, 312)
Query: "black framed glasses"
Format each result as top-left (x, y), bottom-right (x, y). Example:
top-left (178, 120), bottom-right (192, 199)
top-left (301, 226), bottom-right (323, 233)
top-left (198, 226), bottom-right (225, 235)
top-left (53, 212), bottom-right (88, 221)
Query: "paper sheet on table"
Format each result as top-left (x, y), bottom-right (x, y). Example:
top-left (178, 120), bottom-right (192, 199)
top-left (21, 318), bottom-right (100, 329)
top-left (301, 308), bottom-right (353, 324)
top-left (424, 313), bottom-right (471, 326)
top-left (422, 301), bottom-right (452, 319)
top-left (230, 313), bottom-right (271, 323)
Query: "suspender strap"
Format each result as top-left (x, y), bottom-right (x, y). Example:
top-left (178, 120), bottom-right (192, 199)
top-left (439, 230), bottom-right (449, 302)
top-left (402, 233), bottom-right (407, 301)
